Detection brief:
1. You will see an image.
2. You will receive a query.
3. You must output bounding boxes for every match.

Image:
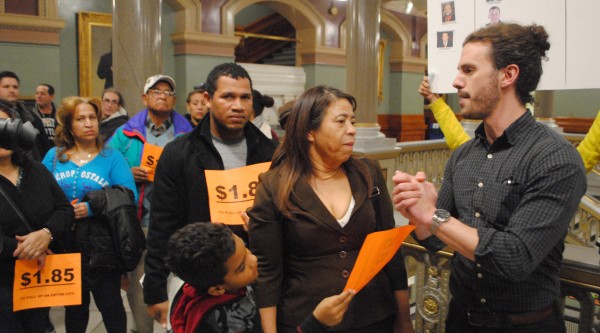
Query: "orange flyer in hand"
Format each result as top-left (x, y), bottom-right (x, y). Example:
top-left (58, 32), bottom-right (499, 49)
top-left (205, 162), bottom-right (271, 225)
top-left (13, 253), bottom-right (82, 311)
top-left (140, 143), bottom-right (164, 182)
top-left (344, 225), bottom-right (415, 293)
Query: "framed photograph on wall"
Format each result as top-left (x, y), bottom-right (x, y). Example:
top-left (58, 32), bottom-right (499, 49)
top-left (77, 12), bottom-right (112, 98)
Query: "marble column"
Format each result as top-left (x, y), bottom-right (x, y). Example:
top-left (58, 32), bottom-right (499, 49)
top-left (346, 0), bottom-right (396, 152)
top-left (113, 0), bottom-right (162, 115)
top-left (346, 0), bottom-right (379, 123)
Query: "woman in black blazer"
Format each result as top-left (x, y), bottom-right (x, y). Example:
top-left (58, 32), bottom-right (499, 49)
top-left (248, 86), bottom-right (413, 333)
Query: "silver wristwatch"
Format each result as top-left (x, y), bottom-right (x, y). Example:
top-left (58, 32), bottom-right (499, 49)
top-left (430, 209), bottom-right (451, 234)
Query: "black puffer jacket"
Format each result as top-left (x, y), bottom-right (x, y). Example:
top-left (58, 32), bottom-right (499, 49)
top-left (82, 185), bottom-right (145, 271)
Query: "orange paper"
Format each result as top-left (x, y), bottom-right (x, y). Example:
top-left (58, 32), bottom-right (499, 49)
top-left (344, 225), bottom-right (415, 293)
top-left (205, 162), bottom-right (271, 225)
top-left (13, 253), bottom-right (82, 311)
top-left (140, 143), bottom-right (164, 182)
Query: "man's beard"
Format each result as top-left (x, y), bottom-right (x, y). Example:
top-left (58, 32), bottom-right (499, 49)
top-left (461, 74), bottom-right (500, 120)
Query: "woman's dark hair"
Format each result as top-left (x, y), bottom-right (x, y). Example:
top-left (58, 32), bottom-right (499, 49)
top-left (186, 90), bottom-right (204, 104)
top-left (54, 96), bottom-right (103, 162)
top-left (166, 222), bottom-right (236, 292)
top-left (277, 100), bottom-right (295, 130)
top-left (464, 23), bottom-right (550, 105)
top-left (252, 89), bottom-right (274, 117)
top-left (271, 86), bottom-right (371, 218)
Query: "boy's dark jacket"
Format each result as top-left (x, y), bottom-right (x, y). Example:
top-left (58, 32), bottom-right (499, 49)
top-left (170, 284), bottom-right (331, 333)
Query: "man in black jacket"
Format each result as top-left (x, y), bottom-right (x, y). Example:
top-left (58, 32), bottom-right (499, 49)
top-left (144, 63), bottom-right (277, 327)
top-left (0, 71), bottom-right (52, 161)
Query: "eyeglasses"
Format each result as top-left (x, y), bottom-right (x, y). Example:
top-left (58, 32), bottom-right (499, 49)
top-left (102, 99), bottom-right (120, 106)
top-left (148, 89), bottom-right (176, 97)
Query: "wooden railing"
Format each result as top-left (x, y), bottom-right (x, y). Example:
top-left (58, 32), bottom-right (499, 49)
top-left (234, 12), bottom-right (296, 64)
top-left (366, 139), bottom-right (600, 332)
top-left (401, 239), bottom-right (600, 333)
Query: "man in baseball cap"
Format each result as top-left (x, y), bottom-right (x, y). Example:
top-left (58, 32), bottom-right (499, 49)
top-left (107, 73), bottom-right (192, 333)
top-left (144, 74), bottom-right (176, 94)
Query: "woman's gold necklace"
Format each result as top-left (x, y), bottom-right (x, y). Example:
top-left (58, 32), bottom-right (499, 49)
top-left (313, 167), bottom-right (341, 181)
top-left (74, 151), bottom-right (93, 165)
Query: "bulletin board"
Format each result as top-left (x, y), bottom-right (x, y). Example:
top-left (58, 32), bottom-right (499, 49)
top-left (427, 0), bottom-right (600, 93)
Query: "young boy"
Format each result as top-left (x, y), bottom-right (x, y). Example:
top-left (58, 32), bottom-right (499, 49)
top-left (166, 222), bottom-right (355, 333)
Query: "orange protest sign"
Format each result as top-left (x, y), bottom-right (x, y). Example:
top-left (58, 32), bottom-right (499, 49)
top-left (344, 225), bottom-right (415, 293)
top-left (140, 143), bottom-right (164, 182)
top-left (205, 162), bottom-right (271, 225)
top-left (13, 253), bottom-right (82, 311)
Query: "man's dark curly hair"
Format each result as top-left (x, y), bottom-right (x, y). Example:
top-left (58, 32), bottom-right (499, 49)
top-left (464, 23), bottom-right (550, 106)
top-left (166, 222), bottom-right (236, 292)
top-left (204, 62), bottom-right (252, 98)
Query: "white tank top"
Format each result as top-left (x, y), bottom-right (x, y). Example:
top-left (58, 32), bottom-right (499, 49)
top-left (337, 197), bottom-right (355, 228)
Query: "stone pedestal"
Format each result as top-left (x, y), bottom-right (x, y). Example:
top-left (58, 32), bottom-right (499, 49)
top-left (536, 117), bottom-right (563, 133)
top-left (460, 119), bottom-right (481, 138)
top-left (353, 124), bottom-right (398, 153)
top-left (239, 63), bottom-right (306, 127)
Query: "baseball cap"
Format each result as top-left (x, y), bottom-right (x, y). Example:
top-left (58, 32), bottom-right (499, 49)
top-left (144, 74), bottom-right (176, 94)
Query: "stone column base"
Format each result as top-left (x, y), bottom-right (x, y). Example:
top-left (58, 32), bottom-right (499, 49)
top-left (353, 123), bottom-right (398, 153)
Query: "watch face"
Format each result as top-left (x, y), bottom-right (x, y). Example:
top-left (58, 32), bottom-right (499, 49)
top-left (434, 209), bottom-right (451, 222)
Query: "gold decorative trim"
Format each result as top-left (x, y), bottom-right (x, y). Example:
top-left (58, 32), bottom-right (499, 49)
top-left (299, 46), bottom-right (345, 66)
top-left (378, 39), bottom-right (387, 102)
top-left (77, 12), bottom-right (111, 97)
top-left (234, 31), bottom-right (301, 43)
top-left (0, 13), bottom-right (64, 44)
top-left (171, 31), bottom-right (239, 56)
top-left (0, 13), bottom-right (64, 32)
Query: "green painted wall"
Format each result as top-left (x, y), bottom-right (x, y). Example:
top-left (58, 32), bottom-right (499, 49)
top-left (446, 93), bottom-right (459, 113)
top-left (302, 64), bottom-right (345, 90)
top-left (174, 54), bottom-right (234, 113)
top-left (0, 43), bottom-right (61, 99)
top-left (388, 71), bottom-right (423, 115)
top-left (554, 89), bottom-right (600, 118)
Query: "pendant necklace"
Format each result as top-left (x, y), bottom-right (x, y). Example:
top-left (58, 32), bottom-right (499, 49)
top-left (79, 153), bottom-right (92, 165)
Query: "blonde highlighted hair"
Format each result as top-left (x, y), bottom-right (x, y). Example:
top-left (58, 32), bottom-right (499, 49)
top-left (54, 96), bottom-right (103, 162)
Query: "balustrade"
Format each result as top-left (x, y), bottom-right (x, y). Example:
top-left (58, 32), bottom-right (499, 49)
top-left (356, 138), bottom-right (600, 332)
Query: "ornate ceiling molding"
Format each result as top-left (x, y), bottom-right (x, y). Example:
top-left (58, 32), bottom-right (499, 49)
top-left (0, 13), bottom-right (64, 33)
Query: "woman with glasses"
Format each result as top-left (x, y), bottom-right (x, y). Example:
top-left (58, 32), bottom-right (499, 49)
top-left (99, 88), bottom-right (128, 142)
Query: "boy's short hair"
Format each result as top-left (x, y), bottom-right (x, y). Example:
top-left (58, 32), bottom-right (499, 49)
top-left (166, 222), bottom-right (236, 291)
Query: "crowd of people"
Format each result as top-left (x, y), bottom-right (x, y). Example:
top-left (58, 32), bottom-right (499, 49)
top-left (0, 21), bottom-right (598, 333)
